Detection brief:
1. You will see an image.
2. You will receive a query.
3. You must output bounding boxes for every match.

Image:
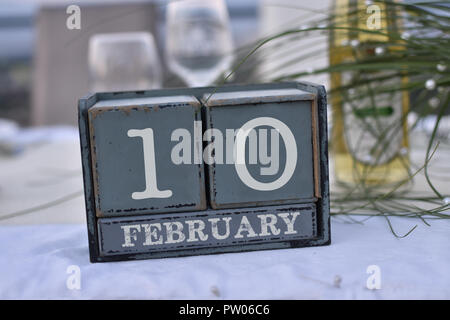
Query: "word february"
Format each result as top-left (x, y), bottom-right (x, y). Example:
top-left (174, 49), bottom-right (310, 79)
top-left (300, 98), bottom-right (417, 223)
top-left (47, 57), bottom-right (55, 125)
top-left (121, 212), bottom-right (300, 247)
top-left (99, 204), bottom-right (317, 255)
top-left (98, 204), bottom-right (317, 256)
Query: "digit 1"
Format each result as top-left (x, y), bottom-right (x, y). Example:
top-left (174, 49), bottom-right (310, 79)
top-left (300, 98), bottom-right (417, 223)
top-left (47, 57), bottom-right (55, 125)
top-left (127, 128), bottom-right (172, 200)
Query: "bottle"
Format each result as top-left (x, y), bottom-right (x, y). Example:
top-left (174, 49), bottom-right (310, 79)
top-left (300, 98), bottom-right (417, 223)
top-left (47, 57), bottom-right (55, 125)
top-left (329, 0), bottom-right (410, 187)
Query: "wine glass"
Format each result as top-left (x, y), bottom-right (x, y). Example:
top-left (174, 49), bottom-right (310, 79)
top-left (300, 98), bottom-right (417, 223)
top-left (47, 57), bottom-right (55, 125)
top-left (165, 0), bottom-right (234, 87)
top-left (88, 32), bottom-right (162, 92)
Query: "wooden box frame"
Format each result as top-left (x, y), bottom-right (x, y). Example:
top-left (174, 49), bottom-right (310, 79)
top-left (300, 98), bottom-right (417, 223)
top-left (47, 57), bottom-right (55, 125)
top-left (78, 82), bottom-right (330, 262)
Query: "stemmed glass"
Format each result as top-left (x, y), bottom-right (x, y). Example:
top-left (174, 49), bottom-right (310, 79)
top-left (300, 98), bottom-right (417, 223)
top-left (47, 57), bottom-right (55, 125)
top-left (165, 0), bottom-right (234, 87)
top-left (88, 32), bottom-right (162, 92)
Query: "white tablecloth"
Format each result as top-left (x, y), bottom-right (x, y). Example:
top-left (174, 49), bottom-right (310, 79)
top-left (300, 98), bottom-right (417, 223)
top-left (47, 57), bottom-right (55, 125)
top-left (0, 129), bottom-right (449, 299)
top-left (1, 216), bottom-right (449, 299)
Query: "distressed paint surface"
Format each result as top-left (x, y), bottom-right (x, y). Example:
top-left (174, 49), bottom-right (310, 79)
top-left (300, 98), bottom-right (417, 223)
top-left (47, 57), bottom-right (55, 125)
top-left (203, 89), bottom-right (314, 106)
top-left (88, 96), bottom-right (206, 217)
top-left (78, 82), bottom-right (331, 263)
top-left (98, 204), bottom-right (316, 256)
top-left (203, 90), bottom-right (316, 209)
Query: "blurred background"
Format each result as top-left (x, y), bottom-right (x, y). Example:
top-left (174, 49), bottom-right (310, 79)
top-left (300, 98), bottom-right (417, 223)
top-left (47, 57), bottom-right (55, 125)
top-left (0, 0), bottom-right (331, 224)
top-left (0, 0), bottom-right (331, 127)
top-left (0, 0), bottom-right (448, 224)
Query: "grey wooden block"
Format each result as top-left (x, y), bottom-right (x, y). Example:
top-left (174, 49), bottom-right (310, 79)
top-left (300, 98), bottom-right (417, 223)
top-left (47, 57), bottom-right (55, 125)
top-left (202, 88), bottom-right (320, 209)
top-left (98, 203), bottom-right (317, 257)
top-left (78, 81), bottom-right (330, 263)
top-left (88, 95), bottom-right (206, 217)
